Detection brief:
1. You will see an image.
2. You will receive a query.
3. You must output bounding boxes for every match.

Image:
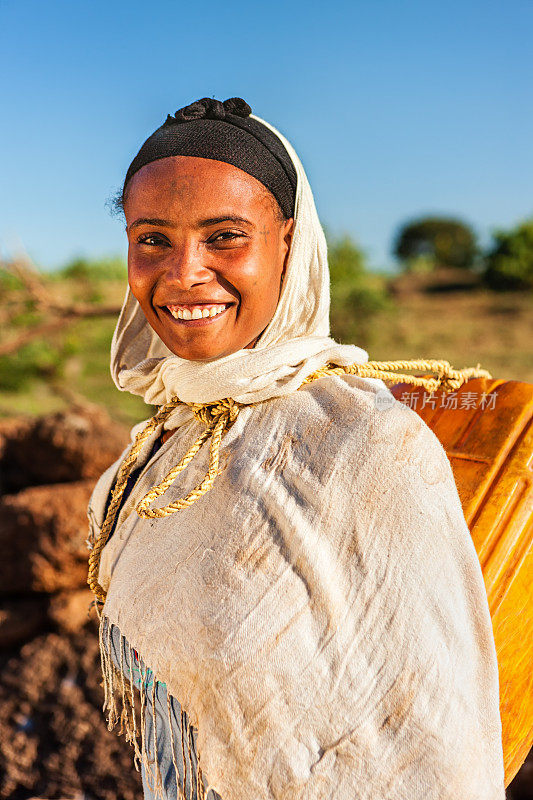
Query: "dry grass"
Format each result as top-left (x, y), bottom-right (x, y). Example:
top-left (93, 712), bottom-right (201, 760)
top-left (364, 286), bottom-right (533, 383)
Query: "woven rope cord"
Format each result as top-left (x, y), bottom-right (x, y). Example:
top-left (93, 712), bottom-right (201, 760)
top-left (87, 358), bottom-right (491, 603)
top-left (87, 398), bottom-right (182, 602)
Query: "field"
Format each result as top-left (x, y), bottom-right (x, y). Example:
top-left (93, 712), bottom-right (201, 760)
top-left (1, 268), bottom-right (532, 428)
top-left (364, 280), bottom-right (533, 382)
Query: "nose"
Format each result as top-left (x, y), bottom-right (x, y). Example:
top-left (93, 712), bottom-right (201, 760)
top-left (162, 241), bottom-right (213, 290)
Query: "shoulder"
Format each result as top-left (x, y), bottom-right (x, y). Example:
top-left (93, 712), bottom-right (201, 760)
top-left (252, 373), bottom-right (451, 492)
top-left (270, 371), bottom-right (447, 464)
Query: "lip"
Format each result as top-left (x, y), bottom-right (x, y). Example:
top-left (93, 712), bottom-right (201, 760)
top-left (162, 301), bottom-right (236, 307)
top-left (160, 302), bottom-right (234, 327)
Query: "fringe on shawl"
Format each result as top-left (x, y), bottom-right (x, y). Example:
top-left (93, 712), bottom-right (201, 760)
top-left (95, 607), bottom-right (218, 800)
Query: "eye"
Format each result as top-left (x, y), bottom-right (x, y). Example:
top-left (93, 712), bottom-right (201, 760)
top-left (137, 233), bottom-right (170, 246)
top-left (207, 231), bottom-right (246, 245)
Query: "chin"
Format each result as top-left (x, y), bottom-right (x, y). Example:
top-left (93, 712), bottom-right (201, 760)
top-left (163, 340), bottom-right (237, 362)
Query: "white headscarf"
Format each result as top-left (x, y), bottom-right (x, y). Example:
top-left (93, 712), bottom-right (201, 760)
top-left (109, 114), bottom-right (374, 426)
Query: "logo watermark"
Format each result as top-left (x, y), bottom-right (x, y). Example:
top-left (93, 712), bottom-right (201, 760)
top-left (374, 389), bottom-right (498, 412)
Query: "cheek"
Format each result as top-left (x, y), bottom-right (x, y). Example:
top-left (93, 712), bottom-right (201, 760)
top-left (127, 257), bottom-right (153, 303)
top-left (230, 239), bottom-right (282, 292)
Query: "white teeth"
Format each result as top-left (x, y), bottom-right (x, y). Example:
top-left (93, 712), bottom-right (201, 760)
top-left (168, 304), bottom-right (228, 320)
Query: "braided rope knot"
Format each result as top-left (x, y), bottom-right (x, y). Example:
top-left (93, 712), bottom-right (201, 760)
top-left (134, 397), bottom-right (242, 522)
top-left (88, 358), bottom-right (491, 604)
top-left (188, 397), bottom-right (241, 427)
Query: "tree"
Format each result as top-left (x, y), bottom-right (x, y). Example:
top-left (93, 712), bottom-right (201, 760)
top-left (393, 216), bottom-right (477, 271)
top-left (483, 219), bottom-right (533, 291)
top-left (0, 258), bottom-right (121, 358)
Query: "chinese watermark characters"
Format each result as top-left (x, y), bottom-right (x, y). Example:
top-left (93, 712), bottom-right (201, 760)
top-left (374, 389), bottom-right (497, 412)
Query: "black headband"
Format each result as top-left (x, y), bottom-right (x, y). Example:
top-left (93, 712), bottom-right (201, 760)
top-left (123, 97), bottom-right (297, 219)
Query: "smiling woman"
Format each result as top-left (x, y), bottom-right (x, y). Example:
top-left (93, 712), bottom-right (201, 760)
top-left (86, 96), bottom-right (506, 800)
top-left (123, 156), bottom-right (293, 361)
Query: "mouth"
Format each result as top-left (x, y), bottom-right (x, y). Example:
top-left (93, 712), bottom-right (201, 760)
top-left (160, 302), bottom-right (235, 327)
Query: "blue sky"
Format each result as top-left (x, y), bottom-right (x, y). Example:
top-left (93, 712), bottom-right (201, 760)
top-left (1, 0), bottom-right (531, 272)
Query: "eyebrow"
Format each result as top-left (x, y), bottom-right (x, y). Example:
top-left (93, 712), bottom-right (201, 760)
top-left (127, 215), bottom-right (255, 232)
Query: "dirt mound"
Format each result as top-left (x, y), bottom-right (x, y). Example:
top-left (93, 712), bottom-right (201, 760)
top-left (0, 405), bottom-right (142, 799)
top-left (0, 598), bottom-right (48, 650)
top-left (0, 405), bottom-right (128, 494)
top-left (0, 625), bottom-right (142, 800)
top-left (0, 481), bottom-right (94, 595)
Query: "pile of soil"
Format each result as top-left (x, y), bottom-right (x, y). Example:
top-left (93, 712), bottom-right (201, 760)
top-left (0, 627), bottom-right (142, 800)
top-left (0, 404), bottom-right (531, 799)
top-left (0, 406), bottom-right (142, 799)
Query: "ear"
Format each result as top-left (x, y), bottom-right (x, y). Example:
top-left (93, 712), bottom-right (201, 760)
top-left (280, 217), bottom-right (294, 282)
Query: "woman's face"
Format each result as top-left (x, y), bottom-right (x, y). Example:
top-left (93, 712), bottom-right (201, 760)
top-left (124, 155), bottom-right (294, 361)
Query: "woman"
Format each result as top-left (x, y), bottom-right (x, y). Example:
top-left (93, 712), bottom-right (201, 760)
top-left (87, 97), bottom-right (506, 800)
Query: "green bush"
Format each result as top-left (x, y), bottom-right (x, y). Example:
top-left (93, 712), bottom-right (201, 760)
top-left (0, 266), bottom-right (25, 293)
top-left (328, 235), bottom-right (366, 288)
top-left (57, 255), bottom-right (127, 281)
top-left (327, 233), bottom-right (393, 346)
top-left (483, 219), bottom-right (533, 290)
top-left (0, 340), bottom-right (65, 392)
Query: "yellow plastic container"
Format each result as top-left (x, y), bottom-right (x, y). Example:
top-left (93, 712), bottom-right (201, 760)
top-left (391, 376), bottom-right (533, 786)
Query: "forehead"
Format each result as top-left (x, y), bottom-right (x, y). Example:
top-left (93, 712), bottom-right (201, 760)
top-left (124, 155), bottom-right (274, 215)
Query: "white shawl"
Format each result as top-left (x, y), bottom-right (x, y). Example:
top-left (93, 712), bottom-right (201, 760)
top-left (88, 114), bottom-right (506, 799)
